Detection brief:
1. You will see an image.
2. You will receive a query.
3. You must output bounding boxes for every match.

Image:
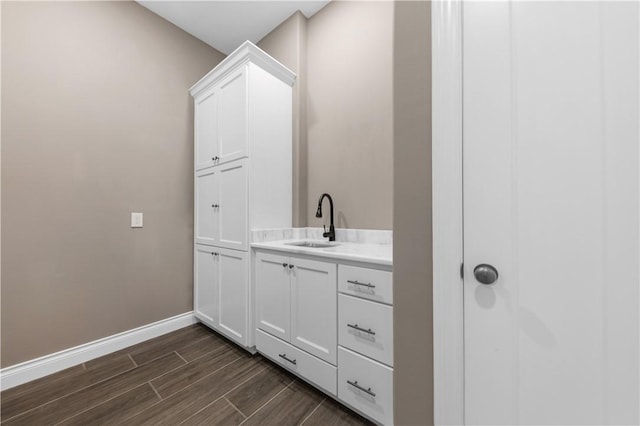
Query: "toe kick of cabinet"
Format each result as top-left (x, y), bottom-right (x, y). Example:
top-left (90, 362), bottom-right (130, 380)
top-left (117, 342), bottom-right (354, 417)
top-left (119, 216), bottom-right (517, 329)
top-left (256, 329), bottom-right (337, 396)
top-left (338, 346), bottom-right (393, 425)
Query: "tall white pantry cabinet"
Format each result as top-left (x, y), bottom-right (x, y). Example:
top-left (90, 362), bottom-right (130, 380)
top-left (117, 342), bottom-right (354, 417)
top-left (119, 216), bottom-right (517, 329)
top-left (189, 41), bottom-right (295, 349)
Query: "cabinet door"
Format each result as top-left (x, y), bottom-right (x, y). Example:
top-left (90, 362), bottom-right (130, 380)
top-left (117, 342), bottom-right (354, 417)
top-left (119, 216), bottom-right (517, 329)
top-left (195, 168), bottom-right (219, 246)
top-left (194, 245), bottom-right (219, 328)
top-left (218, 248), bottom-right (248, 346)
top-left (217, 68), bottom-right (248, 163)
top-left (290, 257), bottom-right (337, 365)
top-left (255, 251), bottom-right (291, 341)
top-left (194, 87), bottom-right (218, 171)
top-left (218, 160), bottom-right (248, 250)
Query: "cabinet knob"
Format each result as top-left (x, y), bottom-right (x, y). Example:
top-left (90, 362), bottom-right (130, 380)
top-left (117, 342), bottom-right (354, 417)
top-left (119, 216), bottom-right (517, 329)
top-left (211, 204), bottom-right (219, 208)
top-left (288, 264), bottom-right (294, 269)
top-left (282, 263), bottom-right (288, 268)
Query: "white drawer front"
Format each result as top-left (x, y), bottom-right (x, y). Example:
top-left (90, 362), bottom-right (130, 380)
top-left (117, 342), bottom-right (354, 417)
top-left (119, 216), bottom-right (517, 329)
top-left (338, 265), bottom-right (392, 305)
top-left (256, 329), bottom-right (337, 396)
top-left (338, 294), bottom-right (393, 366)
top-left (338, 347), bottom-right (393, 425)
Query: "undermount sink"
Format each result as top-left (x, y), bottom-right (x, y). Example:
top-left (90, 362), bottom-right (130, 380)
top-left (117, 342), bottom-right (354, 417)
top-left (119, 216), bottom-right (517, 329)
top-left (286, 241), bottom-right (339, 249)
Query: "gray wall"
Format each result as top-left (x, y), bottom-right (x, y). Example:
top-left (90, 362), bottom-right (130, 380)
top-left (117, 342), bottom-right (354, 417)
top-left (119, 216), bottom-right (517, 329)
top-left (1, 1), bottom-right (225, 367)
top-left (393, 1), bottom-right (433, 424)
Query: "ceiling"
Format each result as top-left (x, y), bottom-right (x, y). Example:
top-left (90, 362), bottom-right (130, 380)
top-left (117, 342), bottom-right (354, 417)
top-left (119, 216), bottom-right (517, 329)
top-left (137, 1), bottom-right (330, 54)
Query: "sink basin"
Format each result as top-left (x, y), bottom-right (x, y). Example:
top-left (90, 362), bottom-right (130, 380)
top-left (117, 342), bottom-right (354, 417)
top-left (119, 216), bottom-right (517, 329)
top-left (286, 241), bottom-right (339, 248)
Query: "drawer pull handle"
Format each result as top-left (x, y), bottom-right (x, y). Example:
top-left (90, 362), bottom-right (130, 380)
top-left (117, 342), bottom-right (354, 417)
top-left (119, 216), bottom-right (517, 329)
top-left (278, 353), bottom-right (297, 365)
top-left (347, 380), bottom-right (376, 397)
top-left (347, 323), bottom-right (376, 336)
top-left (347, 280), bottom-right (375, 289)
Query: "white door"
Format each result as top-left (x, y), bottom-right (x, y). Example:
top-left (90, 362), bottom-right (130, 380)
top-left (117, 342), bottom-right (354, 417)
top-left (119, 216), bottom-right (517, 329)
top-left (195, 87), bottom-right (218, 171)
top-left (463, 2), bottom-right (639, 425)
top-left (218, 247), bottom-right (248, 345)
top-left (195, 168), bottom-right (219, 246)
top-left (217, 68), bottom-right (248, 164)
top-left (290, 257), bottom-right (337, 365)
top-left (218, 159), bottom-right (248, 250)
top-left (255, 251), bottom-right (291, 341)
top-left (194, 245), bottom-right (218, 327)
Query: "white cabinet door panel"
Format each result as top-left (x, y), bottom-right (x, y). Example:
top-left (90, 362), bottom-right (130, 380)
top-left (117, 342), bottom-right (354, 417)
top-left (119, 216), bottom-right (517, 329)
top-left (291, 257), bottom-right (337, 365)
top-left (255, 251), bottom-right (291, 341)
top-left (218, 248), bottom-right (248, 345)
top-left (195, 87), bottom-right (218, 171)
top-left (218, 160), bottom-right (248, 250)
top-left (194, 245), bottom-right (218, 326)
top-left (218, 68), bottom-right (248, 164)
top-left (195, 168), bottom-right (219, 246)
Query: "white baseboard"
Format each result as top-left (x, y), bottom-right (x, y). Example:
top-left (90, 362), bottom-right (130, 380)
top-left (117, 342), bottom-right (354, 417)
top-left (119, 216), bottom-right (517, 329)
top-left (0, 312), bottom-right (197, 391)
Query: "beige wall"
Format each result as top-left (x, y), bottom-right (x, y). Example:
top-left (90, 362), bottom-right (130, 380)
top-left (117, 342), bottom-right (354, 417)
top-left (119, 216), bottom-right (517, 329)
top-left (1, 1), bottom-right (225, 367)
top-left (393, 1), bottom-right (433, 424)
top-left (259, 1), bottom-right (393, 229)
top-left (258, 1), bottom-right (394, 230)
top-left (257, 12), bottom-right (308, 227)
top-left (306, 1), bottom-right (393, 229)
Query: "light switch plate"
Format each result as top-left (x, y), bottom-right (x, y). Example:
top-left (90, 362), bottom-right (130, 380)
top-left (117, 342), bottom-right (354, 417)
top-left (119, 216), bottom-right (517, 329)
top-left (131, 212), bottom-right (143, 228)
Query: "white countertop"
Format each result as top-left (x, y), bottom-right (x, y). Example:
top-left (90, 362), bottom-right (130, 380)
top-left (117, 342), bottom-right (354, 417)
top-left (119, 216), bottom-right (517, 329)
top-left (251, 239), bottom-right (393, 266)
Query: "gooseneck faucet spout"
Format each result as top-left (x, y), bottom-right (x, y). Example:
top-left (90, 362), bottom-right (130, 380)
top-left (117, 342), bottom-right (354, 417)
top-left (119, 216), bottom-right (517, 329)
top-left (315, 193), bottom-right (335, 242)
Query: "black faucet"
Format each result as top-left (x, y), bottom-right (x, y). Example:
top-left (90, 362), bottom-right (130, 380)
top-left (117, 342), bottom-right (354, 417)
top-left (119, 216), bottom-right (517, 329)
top-left (315, 193), bottom-right (335, 242)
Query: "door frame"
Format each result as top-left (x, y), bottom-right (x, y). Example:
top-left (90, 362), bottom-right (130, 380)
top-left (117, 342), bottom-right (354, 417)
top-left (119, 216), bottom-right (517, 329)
top-left (432, 1), bottom-right (464, 424)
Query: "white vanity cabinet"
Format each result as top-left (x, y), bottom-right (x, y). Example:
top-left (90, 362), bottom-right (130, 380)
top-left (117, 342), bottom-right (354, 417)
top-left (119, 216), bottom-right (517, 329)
top-left (255, 251), bottom-right (337, 365)
top-left (255, 252), bottom-right (291, 341)
top-left (191, 41), bottom-right (294, 348)
top-left (337, 264), bottom-right (394, 425)
top-left (253, 244), bottom-right (394, 425)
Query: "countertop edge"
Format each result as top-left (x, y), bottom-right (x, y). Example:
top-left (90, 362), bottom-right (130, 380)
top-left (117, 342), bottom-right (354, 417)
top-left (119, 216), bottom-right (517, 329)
top-left (250, 241), bottom-right (393, 267)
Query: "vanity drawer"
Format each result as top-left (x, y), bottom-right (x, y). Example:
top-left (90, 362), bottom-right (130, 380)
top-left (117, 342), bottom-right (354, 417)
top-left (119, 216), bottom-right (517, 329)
top-left (256, 329), bottom-right (337, 396)
top-left (338, 265), bottom-right (392, 305)
top-left (338, 347), bottom-right (393, 425)
top-left (338, 294), bottom-right (393, 366)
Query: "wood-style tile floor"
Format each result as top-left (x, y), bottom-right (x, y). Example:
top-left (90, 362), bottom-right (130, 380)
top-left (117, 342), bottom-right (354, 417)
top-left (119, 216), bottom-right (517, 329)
top-left (0, 324), bottom-right (372, 425)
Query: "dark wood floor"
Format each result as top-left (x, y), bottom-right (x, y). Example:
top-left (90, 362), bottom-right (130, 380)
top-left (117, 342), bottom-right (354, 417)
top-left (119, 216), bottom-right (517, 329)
top-left (1, 324), bottom-right (372, 425)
